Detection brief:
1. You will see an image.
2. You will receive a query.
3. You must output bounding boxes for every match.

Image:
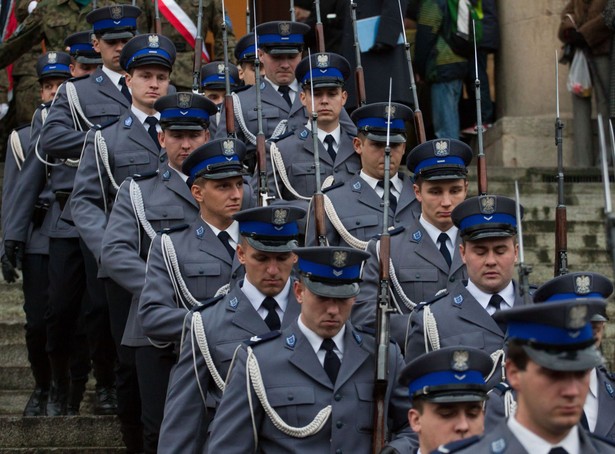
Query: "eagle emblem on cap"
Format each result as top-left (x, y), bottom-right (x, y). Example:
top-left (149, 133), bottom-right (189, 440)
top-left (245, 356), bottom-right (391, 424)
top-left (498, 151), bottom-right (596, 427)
top-left (279, 22), bottom-right (291, 36)
top-left (434, 140), bottom-right (449, 157)
top-left (178, 93), bottom-right (192, 109)
top-left (110, 5), bottom-right (123, 20)
top-left (568, 304), bottom-right (588, 330)
top-left (148, 35), bottom-right (160, 48)
top-left (452, 350), bottom-right (469, 372)
top-left (273, 208), bottom-right (288, 225)
top-left (47, 52), bottom-right (57, 64)
top-left (385, 105), bottom-right (396, 118)
top-left (332, 250), bottom-right (348, 268)
top-left (316, 53), bottom-right (328, 68)
top-left (480, 195), bottom-right (496, 215)
top-left (222, 140), bottom-right (235, 156)
top-left (574, 275), bottom-right (591, 295)
top-left (217, 63), bottom-right (225, 74)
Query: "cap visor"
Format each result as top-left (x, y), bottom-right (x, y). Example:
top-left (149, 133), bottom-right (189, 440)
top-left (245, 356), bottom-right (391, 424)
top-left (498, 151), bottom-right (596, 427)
top-left (420, 391), bottom-right (487, 404)
top-left (198, 169), bottom-right (246, 180)
top-left (245, 237), bottom-right (298, 253)
top-left (162, 123), bottom-right (208, 131)
top-left (303, 277), bottom-right (360, 299)
top-left (129, 57), bottom-right (172, 70)
top-left (38, 72), bottom-right (70, 82)
top-left (266, 47), bottom-right (301, 55)
top-left (75, 56), bottom-right (102, 64)
top-left (463, 230), bottom-right (516, 241)
top-left (522, 344), bottom-right (603, 372)
top-left (101, 30), bottom-right (135, 40)
top-left (365, 132), bottom-right (406, 144)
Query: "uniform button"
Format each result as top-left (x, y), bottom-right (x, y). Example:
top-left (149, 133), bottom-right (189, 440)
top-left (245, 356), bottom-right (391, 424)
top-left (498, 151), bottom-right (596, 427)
top-left (129, 158), bottom-right (135, 163)
top-left (355, 220), bottom-right (360, 225)
top-left (199, 270), bottom-right (204, 275)
top-left (415, 273), bottom-right (420, 278)
top-left (287, 393), bottom-right (294, 401)
top-left (334, 393), bottom-right (342, 401)
top-left (162, 213), bottom-right (167, 217)
top-left (334, 168), bottom-right (339, 173)
top-left (232, 273), bottom-right (237, 279)
top-left (449, 277), bottom-right (455, 282)
top-left (336, 450), bottom-right (342, 454)
top-left (336, 420), bottom-right (343, 428)
top-left (160, 156), bottom-right (165, 162)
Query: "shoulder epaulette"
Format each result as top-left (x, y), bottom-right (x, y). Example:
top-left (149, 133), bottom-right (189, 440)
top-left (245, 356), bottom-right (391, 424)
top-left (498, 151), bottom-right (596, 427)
top-left (13, 122), bottom-right (30, 132)
top-left (243, 330), bottom-right (281, 347)
top-left (415, 289), bottom-right (449, 311)
top-left (192, 294), bottom-right (225, 313)
top-left (354, 325), bottom-right (375, 336)
top-left (68, 74), bottom-right (89, 82)
top-left (436, 435), bottom-right (481, 453)
top-left (322, 181), bottom-right (343, 193)
top-left (93, 117), bottom-right (120, 130)
top-left (157, 223), bottom-right (189, 235)
top-left (588, 432), bottom-right (615, 448)
top-left (270, 130), bottom-right (293, 143)
top-left (133, 170), bottom-right (159, 181)
top-left (232, 83), bottom-right (252, 94)
top-left (489, 381), bottom-right (512, 397)
top-left (370, 226), bottom-right (405, 241)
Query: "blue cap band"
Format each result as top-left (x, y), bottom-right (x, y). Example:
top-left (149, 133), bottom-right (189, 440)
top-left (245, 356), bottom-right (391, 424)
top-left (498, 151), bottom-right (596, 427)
top-left (357, 117), bottom-right (405, 131)
top-left (408, 370), bottom-right (485, 396)
top-left (546, 292), bottom-right (604, 301)
top-left (414, 156), bottom-right (466, 173)
top-left (70, 43), bottom-right (96, 53)
top-left (297, 258), bottom-right (361, 281)
top-left (127, 48), bottom-right (171, 67)
top-left (202, 74), bottom-right (237, 85)
top-left (239, 45), bottom-right (256, 60)
top-left (189, 154), bottom-right (239, 180)
top-left (239, 220), bottom-right (299, 237)
top-left (507, 321), bottom-right (593, 345)
top-left (42, 64), bottom-right (71, 74)
top-left (160, 108), bottom-right (211, 121)
top-left (258, 33), bottom-right (304, 45)
top-left (459, 214), bottom-right (517, 231)
top-left (93, 18), bottom-right (137, 31)
top-left (301, 68), bottom-right (344, 85)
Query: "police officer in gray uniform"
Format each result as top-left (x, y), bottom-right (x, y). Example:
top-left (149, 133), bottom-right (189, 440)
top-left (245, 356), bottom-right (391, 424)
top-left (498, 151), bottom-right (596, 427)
top-left (207, 246), bottom-right (411, 453)
top-left (138, 138), bottom-right (247, 345)
top-left (263, 52), bottom-right (359, 206)
top-left (305, 101), bottom-right (420, 248)
top-left (158, 205), bottom-right (305, 453)
top-left (99, 92), bottom-right (217, 453)
top-left (437, 299), bottom-right (615, 454)
top-left (484, 272), bottom-right (615, 442)
top-left (353, 139), bottom-right (472, 349)
top-left (405, 195), bottom-right (527, 387)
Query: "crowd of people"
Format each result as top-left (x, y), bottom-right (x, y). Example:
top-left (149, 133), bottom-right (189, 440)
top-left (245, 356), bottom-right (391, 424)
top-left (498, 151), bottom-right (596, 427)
top-left (0, 1), bottom-right (614, 453)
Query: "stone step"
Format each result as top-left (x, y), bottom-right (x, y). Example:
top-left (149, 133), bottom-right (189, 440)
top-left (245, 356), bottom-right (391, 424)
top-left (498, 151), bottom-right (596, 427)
top-left (0, 415), bottom-right (122, 449)
top-left (0, 390), bottom-right (98, 416)
top-left (0, 368), bottom-right (33, 392)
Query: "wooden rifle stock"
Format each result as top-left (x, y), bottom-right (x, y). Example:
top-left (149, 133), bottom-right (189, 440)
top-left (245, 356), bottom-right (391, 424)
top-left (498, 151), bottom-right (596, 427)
top-left (355, 67), bottom-right (366, 107)
top-left (477, 156), bottom-right (487, 196)
top-left (225, 95), bottom-right (236, 136)
top-left (257, 133), bottom-right (268, 206)
top-left (313, 193), bottom-right (327, 246)
top-left (315, 22), bottom-right (325, 53)
top-left (413, 110), bottom-right (426, 144)
top-left (192, 37), bottom-right (202, 93)
top-left (554, 206), bottom-right (568, 276)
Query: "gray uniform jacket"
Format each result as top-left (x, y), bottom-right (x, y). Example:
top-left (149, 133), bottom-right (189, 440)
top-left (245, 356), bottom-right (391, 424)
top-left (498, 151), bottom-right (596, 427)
top-left (306, 172), bottom-right (420, 248)
top-left (207, 320), bottom-right (411, 454)
top-left (101, 165), bottom-right (199, 347)
top-left (437, 421), bottom-right (615, 453)
top-left (71, 111), bottom-right (163, 275)
top-left (158, 279), bottom-right (301, 454)
top-left (404, 280), bottom-right (524, 386)
top-left (138, 217), bottom-right (244, 344)
top-left (353, 217), bottom-right (466, 348)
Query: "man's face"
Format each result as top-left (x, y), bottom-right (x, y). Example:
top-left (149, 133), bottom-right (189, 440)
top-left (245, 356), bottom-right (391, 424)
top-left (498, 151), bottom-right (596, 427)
top-left (239, 62), bottom-right (256, 86)
top-left (300, 86), bottom-right (347, 129)
top-left (353, 135), bottom-right (405, 180)
top-left (592, 321), bottom-right (606, 347)
top-left (409, 401), bottom-right (484, 454)
top-left (460, 236), bottom-right (518, 294)
top-left (40, 77), bottom-right (66, 103)
top-left (237, 241), bottom-right (296, 296)
top-left (204, 88), bottom-right (225, 105)
top-left (507, 358), bottom-right (591, 443)
top-left (414, 179), bottom-right (468, 231)
top-left (159, 129), bottom-right (209, 171)
top-left (125, 65), bottom-right (170, 112)
top-left (93, 36), bottom-right (131, 72)
top-left (70, 62), bottom-right (99, 78)
top-left (294, 280), bottom-right (354, 338)
top-left (191, 176), bottom-right (243, 229)
top-left (259, 49), bottom-right (301, 86)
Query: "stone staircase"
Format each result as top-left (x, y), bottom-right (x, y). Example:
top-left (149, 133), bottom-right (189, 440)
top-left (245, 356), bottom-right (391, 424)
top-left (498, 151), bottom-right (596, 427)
top-left (0, 165), bottom-right (614, 450)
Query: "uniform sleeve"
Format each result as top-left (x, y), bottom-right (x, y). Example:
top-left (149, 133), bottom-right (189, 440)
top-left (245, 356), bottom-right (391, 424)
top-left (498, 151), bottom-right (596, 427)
top-left (138, 234), bottom-right (190, 342)
top-left (70, 130), bottom-right (110, 261)
top-left (101, 179), bottom-right (147, 295)
top-left (352, 238), bottom-right (380, 329)
top-left (2, 133), bottom-right (23, 233)
top-left (206, 346), bottom-right (258, 453)
top-left (0, 9), bottom-right (43, 68)
top-left (404, 307), bottom-right (427, 363)
top-left (387, 343), bottom-right (416, 444)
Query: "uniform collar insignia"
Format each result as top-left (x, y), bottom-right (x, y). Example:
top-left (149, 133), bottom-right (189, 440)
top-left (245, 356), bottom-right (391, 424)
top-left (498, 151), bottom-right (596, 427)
top-left (124, 116), bottom-right (133, 127)
top-left (162, 170), bottom-right (171, 180)
top-left (196, 225), bottom-right (204, 238)
top-left (95, 75), bottom-right (103, 84)
top-left (229, 297), bottom-right (238, 308)
top-left (490, 438), bottom-right (506, 453)
top-left (412, 230), bottom-right (422, 242)
top-left (352, 331), bottom-right (362, 344)
top-left (352, 181), bottom-right (361, 191)
top-left (453, 294), bottom-right (463, 305)
top-left (285, 334), bottom-right (296, 348)
top-left (606, 381), bottom-right (614, 398)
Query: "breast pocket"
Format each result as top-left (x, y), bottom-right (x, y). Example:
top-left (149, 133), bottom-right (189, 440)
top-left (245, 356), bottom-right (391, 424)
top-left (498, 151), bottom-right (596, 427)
top-left (398, 267), bottom-right (440, 304)
top-left (264, 385), bottom-right (315, 436)
top-left (85, 103), bottom-right (122, 124)
top-left (288, 162), bottom-right (324, 196)
top-left (114, 151), bottom-right (152, 181)
top-left (145, 205), bottom-right (186, 230)
top-left (340, 213), bottom-right (380, 241)
top-left (247, 107), bottom-right (282, 135)
top-left (355, 382), bottom-right (375, 433)
top-left (441, 331), bottom-right (485, 349)
top-left (182, 262), bottom-right (222, 299)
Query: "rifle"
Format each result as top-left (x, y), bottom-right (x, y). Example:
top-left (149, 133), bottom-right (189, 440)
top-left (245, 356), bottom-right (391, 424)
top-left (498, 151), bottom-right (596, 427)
top-left (290, 0), bottom-right (295, 21)
top-left (246, 0), bottom-right (251, 32)
top-left (154, 0), bottom-right (161, 34)
top-left (396, 0), bottom-right (424, 143)
top-left (307, 51), bottom-right (327, 246)
top-left (314, 0), bottom-right (325, 53)
top-left (253, 0), bottom-right (268, 206)
top-left (597, 115), bottom-right (615, 277)
top-left (514, 181), bottom-right (532, 305)
top-left (372, 78), bottom-right (394, 453)
top-left (350, 0), bottom-right (366, 106)
top-left (221, 0), bottom-right (236, 137)
top-left (192, 0), bottom-right (204, 94)
top-left (554, 50), bottom-right (568, 276)
top-left (472, 20), bottom-right (487, 195)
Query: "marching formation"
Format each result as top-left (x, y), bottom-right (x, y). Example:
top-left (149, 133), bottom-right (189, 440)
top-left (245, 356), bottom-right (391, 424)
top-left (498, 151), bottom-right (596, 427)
top-left (0, 1), bottom-right (614, 454)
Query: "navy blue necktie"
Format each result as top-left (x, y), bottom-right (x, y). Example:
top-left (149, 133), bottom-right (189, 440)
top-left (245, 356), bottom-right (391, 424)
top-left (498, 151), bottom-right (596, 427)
top-left (438, 232), bottom-right (451, 267)
top-left (278, 85), bottom-right (292, 107)
top-left (217, 231), bottom-right (235, 259)
top-left (145, 116), bottom-right (161, 151)
top-left (377, 180), bottom-right (397, 214)
top-left (262, 296), bottom-right (281, 331)
top-left (321, 338), bottom-right (340, 383)
top-left (119, 76), bottom-right (132, 103)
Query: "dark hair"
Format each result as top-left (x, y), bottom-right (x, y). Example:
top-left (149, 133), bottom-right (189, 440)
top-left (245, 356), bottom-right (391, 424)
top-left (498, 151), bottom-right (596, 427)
top-left (506, 341), bottom-right (530, 370)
